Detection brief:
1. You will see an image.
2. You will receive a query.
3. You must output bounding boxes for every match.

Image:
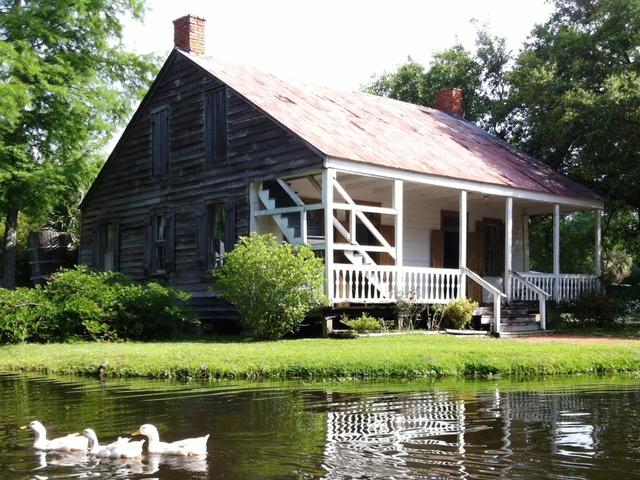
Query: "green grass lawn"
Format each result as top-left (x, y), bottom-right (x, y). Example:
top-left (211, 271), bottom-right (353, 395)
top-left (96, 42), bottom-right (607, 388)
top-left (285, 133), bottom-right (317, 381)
top-left (1, 333), bottom-right (640, 380)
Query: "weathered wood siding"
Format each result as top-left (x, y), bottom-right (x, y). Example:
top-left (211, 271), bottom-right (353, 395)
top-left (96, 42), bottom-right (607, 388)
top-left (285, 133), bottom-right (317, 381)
top-left (79, 53), bottom-right (323, 322)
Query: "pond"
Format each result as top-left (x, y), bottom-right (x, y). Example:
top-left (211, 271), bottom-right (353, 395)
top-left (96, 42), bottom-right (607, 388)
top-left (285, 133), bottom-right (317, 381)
top-left (1, 373), bottom-right (640, 479)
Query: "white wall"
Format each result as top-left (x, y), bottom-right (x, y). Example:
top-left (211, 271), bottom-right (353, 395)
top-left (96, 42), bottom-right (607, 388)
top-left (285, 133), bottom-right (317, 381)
top-left (401, 189), bottom-right (446, 267)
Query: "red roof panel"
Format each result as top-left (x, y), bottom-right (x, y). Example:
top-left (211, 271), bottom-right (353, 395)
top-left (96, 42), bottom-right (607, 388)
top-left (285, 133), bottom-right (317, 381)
top-left (183, 51), bottom-right (600, 203)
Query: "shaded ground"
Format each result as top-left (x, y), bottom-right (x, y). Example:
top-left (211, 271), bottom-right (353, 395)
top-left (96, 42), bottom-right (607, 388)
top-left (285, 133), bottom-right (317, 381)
top-left (513, 334), bottom-right (640, 345)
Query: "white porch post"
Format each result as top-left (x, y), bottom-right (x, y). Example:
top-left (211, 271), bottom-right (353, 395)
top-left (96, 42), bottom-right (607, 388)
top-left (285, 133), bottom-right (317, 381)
top-left (595, 209), bottom-right (602, 276)
top-left (459, 190), bottom-right (467, 298)
top-left (249, 182), bottom-right (259, 234)
top-left (323, 169), bottom-right (336, 301)
top-left (504, 197), bottom-right (513, 302)
top-left (393, 179), bottom-right (403, 299)
top-left (553, 204), bottom-right (561, 301)
top-left (522, 214), bottom-right (530, 272)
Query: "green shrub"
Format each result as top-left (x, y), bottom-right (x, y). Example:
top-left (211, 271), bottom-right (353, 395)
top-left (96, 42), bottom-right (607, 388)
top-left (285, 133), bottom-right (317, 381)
top-left (341, 314), bottom-right (384, 333)
top-left (439, 297), bottom-right (479, 329)
top-left (0, 287), bottom-right (44, 343)
top-left (0, 266), bottom-right (194, 343)
top-left (213, 233), bottom-right (327, 340)
top-left (555, 291), bottom-right (626, 327)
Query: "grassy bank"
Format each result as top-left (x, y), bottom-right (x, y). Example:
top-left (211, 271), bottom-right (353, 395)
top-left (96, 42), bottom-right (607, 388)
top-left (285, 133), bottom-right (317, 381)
top-left (1, 334), bottom-right (639, 380)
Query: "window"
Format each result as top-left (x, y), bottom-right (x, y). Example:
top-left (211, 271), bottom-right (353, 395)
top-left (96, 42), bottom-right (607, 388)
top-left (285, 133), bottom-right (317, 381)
top-left (97, 222), bottom-right (118, 271)
top-left (153, 214), bottom-right (168, 272)
top-left (151, 107), bottom-right (169, 175)
top-left (196, 199), bottom-right (235, 269)
top-left (144, 211), bottom-right (174, 275)
top-left (204, 88), bottom-right (227, 163)
top-left (209, 203), bottom-right (226, 268)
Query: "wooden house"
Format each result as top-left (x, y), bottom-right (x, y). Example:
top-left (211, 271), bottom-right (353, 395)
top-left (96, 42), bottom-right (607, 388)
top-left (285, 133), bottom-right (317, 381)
top-left (79, 15), bottom-right (604, 333)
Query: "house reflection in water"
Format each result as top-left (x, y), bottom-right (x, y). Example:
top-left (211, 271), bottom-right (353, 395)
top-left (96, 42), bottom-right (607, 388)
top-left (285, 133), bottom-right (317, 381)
top-left (320, 389), bottom-right (599, 478)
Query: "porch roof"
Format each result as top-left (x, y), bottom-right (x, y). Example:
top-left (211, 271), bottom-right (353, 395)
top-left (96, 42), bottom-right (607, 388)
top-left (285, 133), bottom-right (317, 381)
top-left (183, 50), bottom-right (601, 205)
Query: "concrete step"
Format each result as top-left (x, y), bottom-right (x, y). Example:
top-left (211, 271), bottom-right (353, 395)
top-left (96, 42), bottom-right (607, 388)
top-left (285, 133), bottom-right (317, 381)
top-left (476, 307), bottom-right (534, 316)
top-left (497, 330), bottom-right (555, 338)
top-left (503, 316), bottom-right (540, 323)
top-left (500, 323), bottom-right (540, 332)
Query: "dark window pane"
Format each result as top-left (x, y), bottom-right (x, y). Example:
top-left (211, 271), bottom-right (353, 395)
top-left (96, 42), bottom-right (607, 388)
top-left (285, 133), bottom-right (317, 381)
top-left (153, 214), bottom-right (168, 272)
top-left (100, 223), bottom-right (115, 271)
top-left (156, 245), bottom-right (166, 271)
top-left (209, 203), bottom-right (226, 268)
top-left (155, 214), bottom-right (166, 242)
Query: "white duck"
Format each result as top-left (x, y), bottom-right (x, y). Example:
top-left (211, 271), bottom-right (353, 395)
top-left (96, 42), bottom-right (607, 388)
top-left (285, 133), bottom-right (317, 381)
top-left (81, 428), bottom-right (145, 458)
top-left (132, 424), bottom-right (209, 456)
top-left (21, 420), bottom-right (88, 452)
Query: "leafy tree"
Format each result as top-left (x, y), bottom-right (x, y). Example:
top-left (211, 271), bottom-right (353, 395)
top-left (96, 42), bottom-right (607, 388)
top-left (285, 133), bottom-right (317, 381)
top-left (529, 211), bottom-right (598, 274)
top-left (507, 0), bottom-right (640, 212)
top-left (365, 57), bottom-right (428, 106)
top-left (364, 30), bottom-right (510, 124)
top-left (0, 0), bottom-right (158, 288)
top-left (364, 2), bottom-right (640, 278)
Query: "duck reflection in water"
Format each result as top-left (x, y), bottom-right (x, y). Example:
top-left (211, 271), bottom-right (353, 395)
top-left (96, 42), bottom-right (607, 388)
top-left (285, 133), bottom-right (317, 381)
top-left (34, 450), bottom-right (97, 470)
top-left (32, 450), bottom-right (209, 476)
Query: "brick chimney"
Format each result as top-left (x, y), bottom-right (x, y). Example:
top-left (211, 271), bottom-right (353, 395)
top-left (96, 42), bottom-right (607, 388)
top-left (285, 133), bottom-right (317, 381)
top-left (173, 15), bottom-right (206, 55)
top-left (435, 88), bottom-right (464, 117)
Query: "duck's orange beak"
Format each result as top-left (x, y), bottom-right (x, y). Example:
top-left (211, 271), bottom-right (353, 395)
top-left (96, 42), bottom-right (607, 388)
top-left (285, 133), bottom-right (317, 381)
top-left (19, 425), bottom-right (28, 430)
top-left (130, 430), bottom-right (141, 436)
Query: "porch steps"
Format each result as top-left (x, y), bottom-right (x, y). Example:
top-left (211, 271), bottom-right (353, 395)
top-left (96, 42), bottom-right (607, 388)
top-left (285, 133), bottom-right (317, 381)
top-left (475, 304), bottom-right (541, 334)
top-left (259, 180), bottom-right (323, 242)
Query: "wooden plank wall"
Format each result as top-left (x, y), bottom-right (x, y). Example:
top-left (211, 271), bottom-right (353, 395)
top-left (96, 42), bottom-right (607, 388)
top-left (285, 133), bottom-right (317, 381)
top-left (79, 54), bottom-right (324, 323)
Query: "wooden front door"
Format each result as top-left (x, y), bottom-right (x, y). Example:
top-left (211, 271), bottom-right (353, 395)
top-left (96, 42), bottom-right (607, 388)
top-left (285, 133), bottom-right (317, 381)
top-left (432, 211), bottom-right (459, 268)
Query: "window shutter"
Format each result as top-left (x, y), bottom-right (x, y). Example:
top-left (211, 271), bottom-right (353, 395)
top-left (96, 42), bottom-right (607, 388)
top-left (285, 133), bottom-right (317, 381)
top-left (93, 227), bottom-right (100, 269)
top-left (205, 89), bottom-right (227, 163)
top-left (215, 90), bottom-right (227, 161)
top-left (143, 215), bottom-right (152, 273)
top-left (152, 108), bottom-right (169, 175)
top-left (166, 211), bottom-right (176, 272)
top-left (195, 205), bottom-right (208, 264)
top-left (225, 198), bottom-right (236, 252)
top-left (113, 221), bottom-right (120, 271)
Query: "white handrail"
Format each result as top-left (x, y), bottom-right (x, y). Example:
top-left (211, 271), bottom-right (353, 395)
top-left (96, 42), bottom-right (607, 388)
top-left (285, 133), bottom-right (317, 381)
top-left (253, 203), bottom-right (324, 216)
top-left (510, 270), bottom-right (549, 330)
top-left (462, 267), bottom-right (505, 333)
top-left (462, 267), bottom-right (506, 298)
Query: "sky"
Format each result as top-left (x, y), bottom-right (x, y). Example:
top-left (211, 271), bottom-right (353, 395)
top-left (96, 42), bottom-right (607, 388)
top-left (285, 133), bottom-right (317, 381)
top-left (122, 0), bottom-right (554, 90)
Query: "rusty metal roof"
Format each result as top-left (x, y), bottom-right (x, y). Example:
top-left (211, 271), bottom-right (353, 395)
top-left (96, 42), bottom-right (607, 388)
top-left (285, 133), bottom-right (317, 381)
top-left (183, 50), bottom-right (600, 203)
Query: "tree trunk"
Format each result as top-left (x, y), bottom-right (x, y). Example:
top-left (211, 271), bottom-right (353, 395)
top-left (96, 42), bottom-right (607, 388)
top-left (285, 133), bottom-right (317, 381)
top-left (1, 206), bottom-right (19, 289)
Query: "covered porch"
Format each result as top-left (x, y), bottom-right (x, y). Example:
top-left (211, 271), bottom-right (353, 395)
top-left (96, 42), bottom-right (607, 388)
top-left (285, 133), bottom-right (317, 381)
top-left (249, 164), bottom-right (603, 333)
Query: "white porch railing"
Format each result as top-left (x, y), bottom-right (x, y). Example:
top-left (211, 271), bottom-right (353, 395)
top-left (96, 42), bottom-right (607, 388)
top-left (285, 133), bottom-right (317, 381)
top-left (331, 264), bottom-right (461, 304)
top-left (511, 272), bottom-right (600, 302)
